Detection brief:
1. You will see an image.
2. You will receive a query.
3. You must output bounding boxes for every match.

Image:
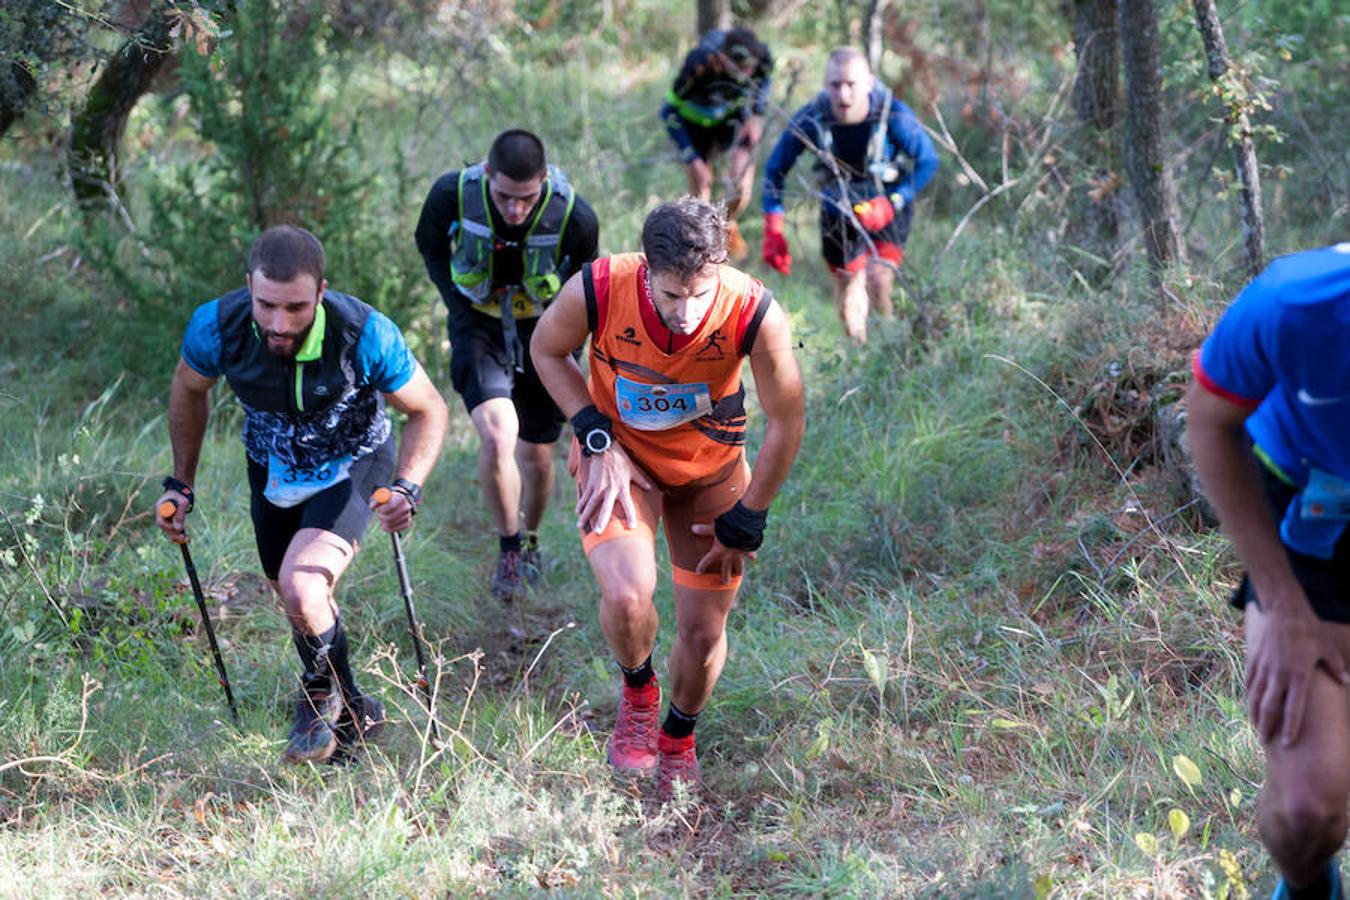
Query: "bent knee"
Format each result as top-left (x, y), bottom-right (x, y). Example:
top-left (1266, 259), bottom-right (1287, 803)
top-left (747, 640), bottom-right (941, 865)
top-left (601, 584), bottom-right (656, 620)
top-left (1265, 791), bottom-right (1349, 851)
top-left (676, 621), bottom-right (726, 661)
top-left (478, 424), bottom-right (520, 460)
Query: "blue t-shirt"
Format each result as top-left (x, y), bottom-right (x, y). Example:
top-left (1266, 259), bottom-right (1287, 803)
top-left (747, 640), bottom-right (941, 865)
top-left (1196, 243), bottom-right (1350, 556)
top-left (182, 299), bottom-right (416, 393)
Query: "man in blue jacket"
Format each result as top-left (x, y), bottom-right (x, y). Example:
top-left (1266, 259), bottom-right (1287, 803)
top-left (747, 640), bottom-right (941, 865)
top-left (1187, 244), bottom-right (1350, 900)
top-left (761, 46), bottom-right (938, 344)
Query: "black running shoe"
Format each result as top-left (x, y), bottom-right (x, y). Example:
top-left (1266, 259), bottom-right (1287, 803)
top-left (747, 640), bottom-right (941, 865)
top-left (521, 541), bottom-right (543, 586)
top-left (282, 678), bottom-right (341, 764)
top-left (492, 548), bottom-right (524, 601)
top-left (330, 694), bottom-right (386, 765)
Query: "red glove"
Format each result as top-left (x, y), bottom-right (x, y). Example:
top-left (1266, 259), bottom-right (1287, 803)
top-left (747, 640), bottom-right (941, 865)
top-left (853, 195), bottom-right (900, 231)
top-left (761, 212), bottom-right (791, 275)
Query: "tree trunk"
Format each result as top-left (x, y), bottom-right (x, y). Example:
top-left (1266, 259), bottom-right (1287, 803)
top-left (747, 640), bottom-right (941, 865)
top-left (1192, 0), bottom-right (1265, 277)
top-left (1066, 0), bottom-right (1122, 274)
top-left (863, 0), bottom-right (886, 71)
top-left (1118, 0), bottom-right (1185, 271)
top-left (697, 0), bottom-right (731, 35)
top-left (68, 8), bottom-right (177, 216)
top-left (0, 60), bottom-right (38, 140)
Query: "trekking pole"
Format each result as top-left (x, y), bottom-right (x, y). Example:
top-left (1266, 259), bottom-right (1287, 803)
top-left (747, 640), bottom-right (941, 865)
top-left (157, 500), bottom-right (240, 725)
top-left (371, 488), bottom-right (439, 743)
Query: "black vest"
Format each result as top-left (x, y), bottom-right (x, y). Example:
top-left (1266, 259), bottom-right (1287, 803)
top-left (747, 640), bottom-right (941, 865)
top-left (215, 287), bottom-right (390, 468)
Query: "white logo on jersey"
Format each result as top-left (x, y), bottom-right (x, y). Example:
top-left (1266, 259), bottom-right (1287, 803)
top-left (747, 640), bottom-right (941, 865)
top-left (1297, 388), bottom-right (1350, 407)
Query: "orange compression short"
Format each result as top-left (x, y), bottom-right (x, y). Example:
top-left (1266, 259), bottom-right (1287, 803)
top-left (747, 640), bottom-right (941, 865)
top-left (567, 439), bottom-right (750, 590)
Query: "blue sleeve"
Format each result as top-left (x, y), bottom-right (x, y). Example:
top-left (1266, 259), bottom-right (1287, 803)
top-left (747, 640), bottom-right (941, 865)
top-left (888, 101), bottom-right (939, 203)
top-left (661, 101), bottom-right (698, 162)
top-left (181, 300), bottom-right (222, 377)
top-left (762, 108), bottom-right (812, 215)
top-left (1197, 278), bottom-right (1283, 405)
top-left (356, 310), bottom-right (417, 394)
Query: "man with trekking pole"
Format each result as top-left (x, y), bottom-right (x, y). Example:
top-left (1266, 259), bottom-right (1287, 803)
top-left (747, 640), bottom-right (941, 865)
top-left (155, 224), bottom-right (448, 764)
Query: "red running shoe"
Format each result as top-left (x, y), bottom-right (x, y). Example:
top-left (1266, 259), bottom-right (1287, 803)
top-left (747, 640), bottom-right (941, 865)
top-left (607, 680), bottom-right (660, 775)
top-left (657, 731), bottom-right (702, 799)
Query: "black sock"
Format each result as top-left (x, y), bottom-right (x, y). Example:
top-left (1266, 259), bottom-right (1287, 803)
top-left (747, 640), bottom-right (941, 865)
top-left (292, 619), bottom-right (360, 699)
top-left (1286, 864), bottom-right (1336, 900)
top-left (661, 701), bottom-right (699, 739)
top-left (619, 655), bottom-right (654, 688)
top-left (500, 532), bottom-right (523, 553)
top-left (523, 532), bottom-right (539, 551)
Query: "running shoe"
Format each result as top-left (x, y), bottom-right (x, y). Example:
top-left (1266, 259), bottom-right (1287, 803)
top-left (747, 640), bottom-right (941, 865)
top-left (727, 221), bottom-right (749, 262)
top-left (330, 694), bottom-right (386, 764)
top-left (1272, 860), bottom-right (1344, 899)
top-left (607, 680), bottom-right (660, 775)
top-left (282, 676), bottom-right (341, 764)
top-left (492, 548), bottom-right (524, 601)
top-left (521, 537), bottom-right (543, 587)
top-left (657, 731), bottom-right (702, 799)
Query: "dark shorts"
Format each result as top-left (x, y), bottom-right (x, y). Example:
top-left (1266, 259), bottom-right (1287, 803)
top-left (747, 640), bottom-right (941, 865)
top-left (819, 192), bottom-right (914, 270)
top-left (661, 103), bottom-right (745, 162)
top-left (1230, 459), bottom-right (1350, 623)
top-left (247, 439), bottom-right (395, 580)
top-left (448, 312), bottom-right (565, 444)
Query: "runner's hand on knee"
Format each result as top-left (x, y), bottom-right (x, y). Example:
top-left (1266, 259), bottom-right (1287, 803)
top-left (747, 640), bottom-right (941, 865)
top-left (1246, 602), bottom-right (1350, 746)
top-left (576, 447), bottom-right (651, 533)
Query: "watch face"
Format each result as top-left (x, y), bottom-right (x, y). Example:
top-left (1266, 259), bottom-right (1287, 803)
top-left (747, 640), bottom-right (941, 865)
top-left (585, 429), bottom-right (612, 454)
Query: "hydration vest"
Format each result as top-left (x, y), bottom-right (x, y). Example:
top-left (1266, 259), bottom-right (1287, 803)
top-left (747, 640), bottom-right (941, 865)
top-left (449, 162), bottom-right (577, 320)
top-left (665, 29), bottom-right (761, 128)
top-left (215, 287), bottom-right (390, 469)
top-left (812, 85), bottom-right (905, 197)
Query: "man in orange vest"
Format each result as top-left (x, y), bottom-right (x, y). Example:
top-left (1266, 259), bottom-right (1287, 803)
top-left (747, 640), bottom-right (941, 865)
top-left (531, 198), bottom-right (804, 797)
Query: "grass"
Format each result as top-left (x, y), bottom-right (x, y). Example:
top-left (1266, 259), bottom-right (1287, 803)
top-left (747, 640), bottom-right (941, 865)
top-left (0, 10), bottom-right (1332, 897)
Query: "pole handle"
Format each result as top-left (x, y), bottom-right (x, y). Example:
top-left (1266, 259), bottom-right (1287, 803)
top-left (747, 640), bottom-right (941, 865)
top-left (159, 499), bottom-right (188, 544)
top-left (372, 487), bottom-right (393, 506)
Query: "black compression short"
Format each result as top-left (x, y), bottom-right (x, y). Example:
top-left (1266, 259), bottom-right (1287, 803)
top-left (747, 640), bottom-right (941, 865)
top-left (247, 439), bottom-right (395, 580)
top-left (448, 311), bottom-right (565, 444)
top-left (1230, 458), bottom-right (1350, 623)
top-left (819, 194), bottom-right (914, 269)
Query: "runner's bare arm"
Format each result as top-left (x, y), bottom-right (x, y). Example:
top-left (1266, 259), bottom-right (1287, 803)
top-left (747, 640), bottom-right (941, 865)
top-left (158, 358), bottom-right (217, 537)
top-left (530, 272), bottom-right (593, 416)
top-left (1186, 383), bottom-right (1305, 615)
top-left (741, 300), bottom-right (804, 511)
top-left (1186, 380), bottom-right (1349, 746)
top-left (533, 272), bottom-right (652, 532)
top-left (378, 363), bottom-right (449, 530)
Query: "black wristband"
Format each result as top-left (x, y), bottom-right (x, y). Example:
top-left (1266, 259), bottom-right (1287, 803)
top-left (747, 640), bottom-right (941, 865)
top-left (390, 478), bottom-right (422, 512)
top-left (571, 404), bottom-right (614, 457)
top-left (161, 476), bottom-right (195, 513)
top-left (714, 500), bottom-right (768, 552)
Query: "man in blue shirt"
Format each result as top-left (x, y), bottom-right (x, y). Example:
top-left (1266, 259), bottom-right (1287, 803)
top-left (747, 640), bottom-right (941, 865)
top-left (1187, 244), bottom-right (1350, 900)
top-left (760, 46), bottom-right (938, 344)
top-left (155, 225), bottom-right (448, 764)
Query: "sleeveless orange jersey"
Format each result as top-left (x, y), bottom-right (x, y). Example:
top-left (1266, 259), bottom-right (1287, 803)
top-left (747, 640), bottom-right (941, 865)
top-left (582, 253), bottom-right (773, 486)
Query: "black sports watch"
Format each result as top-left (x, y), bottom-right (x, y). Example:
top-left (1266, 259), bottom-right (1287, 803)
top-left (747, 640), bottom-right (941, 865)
top-left (571, 405), bottom-right (615, 458)
top-left (390, 478), bottom-right (423, 510)
top-left (582, 427), bottom-right (612, 457)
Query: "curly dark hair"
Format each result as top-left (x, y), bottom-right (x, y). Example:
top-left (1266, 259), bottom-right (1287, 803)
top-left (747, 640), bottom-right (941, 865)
top-left (641, 198), bottom-right (729, 280)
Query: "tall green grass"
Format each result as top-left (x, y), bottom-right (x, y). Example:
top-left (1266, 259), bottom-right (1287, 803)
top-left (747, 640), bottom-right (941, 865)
top-left (0, 10), bottom-right (1334, 895)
